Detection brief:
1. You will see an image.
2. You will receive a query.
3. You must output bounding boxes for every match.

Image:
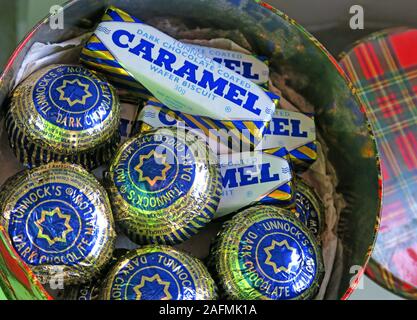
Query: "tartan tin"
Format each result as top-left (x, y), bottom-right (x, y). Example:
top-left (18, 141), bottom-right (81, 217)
top-left (340, 28), bottom-right (417, 299)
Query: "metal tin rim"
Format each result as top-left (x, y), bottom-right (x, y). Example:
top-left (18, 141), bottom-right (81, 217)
top-left (258, 0), bottom-right (382, 300)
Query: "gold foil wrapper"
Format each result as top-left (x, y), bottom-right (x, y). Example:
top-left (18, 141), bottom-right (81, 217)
top-left (6, 64), bottom-right (121, 169)
top-left (100, 245), bottom-right (218, 300)
top-left (0, 162), bottom-right (116, 286)
top-left (105, 127), bottom-right (222, 245)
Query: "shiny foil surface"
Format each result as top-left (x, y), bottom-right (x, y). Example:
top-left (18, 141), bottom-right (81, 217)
top-left (6, 64), bottom-right (121, 169)
top-left (100, 245), bottom-right (218, 300)
top-left (339, 27), bottom-right (417, 299)
top-left (106, 127), bottom-right (222, 245)
top-left (0, 162), bottom-right (116, 285)
top-left (210, 205), bottom-right (324, 300)
top-left (0, 0), bottom-right (383, 300)
top-left (62, 248), bottom-right (129, 300)
top-left (291, 179), bottom-right (324, 238)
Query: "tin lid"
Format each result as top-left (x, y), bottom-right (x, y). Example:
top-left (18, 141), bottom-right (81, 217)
top-left (0, 226), bottom-right (51, 300)
top-left (340, 28), bottom-right (417, 299)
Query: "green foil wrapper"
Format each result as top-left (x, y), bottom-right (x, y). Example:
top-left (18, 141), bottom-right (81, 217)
top-left (209, 205), bottom-right (324, 300)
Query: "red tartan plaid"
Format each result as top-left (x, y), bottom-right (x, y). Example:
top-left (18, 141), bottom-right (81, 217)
top-left (377, 93), bottom-right (402, 118)
top-left (340, 28), bottom-right (417, 299)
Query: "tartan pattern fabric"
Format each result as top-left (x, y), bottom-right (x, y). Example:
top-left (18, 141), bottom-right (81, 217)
top-left (340, 28), bottom-right (417, 299)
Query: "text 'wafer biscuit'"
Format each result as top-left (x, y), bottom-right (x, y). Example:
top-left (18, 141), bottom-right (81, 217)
top-left (82, 6), bottom-right (277, 147)
top-left (105, 127), bottom-right (222, 245)
top-left (6, 64), bottom-right (121, 169)
top-left (100, 246), bottom-right (217, 300)
top-left (209, 205), bottom-right (324, 300)
top-left (0, 162), bottom-right (116, 286)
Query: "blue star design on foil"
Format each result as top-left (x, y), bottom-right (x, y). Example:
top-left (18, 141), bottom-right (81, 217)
top-left (34, 208), bottom-right (73, 246)
top-left (133, 274), bottom-right (172, 300)
top-left (134, 151), bottom-right (172, 187)
top-left (57, 79), bottom-right (92, 107)
top-left (264, 240), bottom-right (301, 275)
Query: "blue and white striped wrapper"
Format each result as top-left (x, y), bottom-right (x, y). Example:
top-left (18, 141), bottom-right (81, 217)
top-left (138, 93), bottom-right (280, 153)
top-left (81, 6), bottom-right (277, 148)
top-left (259, 109), bottom-right (317, 172)
top-left (215, 149), bottom-right (293, 219)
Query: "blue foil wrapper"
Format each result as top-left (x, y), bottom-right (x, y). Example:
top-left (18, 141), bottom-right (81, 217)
top-left (0, 162), bottom-right (116, 285)
top-left (105, 127), bottom-right (222, 244)
top-left (101, 246), bottom-right (218, 300)
top-left (210, 205), bottom-right (324, 300)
